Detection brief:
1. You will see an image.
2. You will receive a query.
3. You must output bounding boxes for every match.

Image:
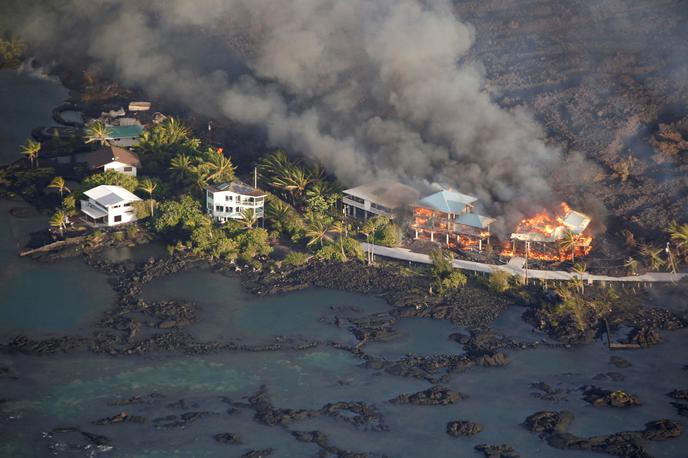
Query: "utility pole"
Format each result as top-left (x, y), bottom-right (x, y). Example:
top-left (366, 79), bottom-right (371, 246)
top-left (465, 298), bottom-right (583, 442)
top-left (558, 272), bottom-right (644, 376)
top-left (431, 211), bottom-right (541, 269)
top-left (207, 121), bottom-right (213, 145)
top-left (666, 242), bottom-right (677, 282)
top-left (254, 167), bottom-right (258, 188)
top-left (524, 240), bottom-right (530, 285)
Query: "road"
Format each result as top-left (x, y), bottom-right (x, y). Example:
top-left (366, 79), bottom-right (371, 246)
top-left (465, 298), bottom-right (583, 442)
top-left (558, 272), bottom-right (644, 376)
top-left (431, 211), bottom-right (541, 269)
top-left (362, 243), bottom-right (686, 284)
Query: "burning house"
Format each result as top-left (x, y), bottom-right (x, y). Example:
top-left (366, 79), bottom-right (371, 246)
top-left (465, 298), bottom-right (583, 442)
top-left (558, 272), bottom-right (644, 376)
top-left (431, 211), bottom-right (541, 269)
top-left (411, 189), bottom-right (495, 250)
top-left (342, 180), bottom-right (419, 220)
top-left (502, 203), bottom-right (592, 261)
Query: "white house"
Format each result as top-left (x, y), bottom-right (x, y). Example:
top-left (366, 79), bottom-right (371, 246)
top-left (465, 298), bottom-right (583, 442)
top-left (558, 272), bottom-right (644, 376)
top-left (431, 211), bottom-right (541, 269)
top-left (205, 181), bottom-right (266, 222)
top-left (80, 185), bottom-right (142, 226)
top-left (84, 146), bottom-right (141, 176)
top-left (342, 180), bottom-right (420, 220)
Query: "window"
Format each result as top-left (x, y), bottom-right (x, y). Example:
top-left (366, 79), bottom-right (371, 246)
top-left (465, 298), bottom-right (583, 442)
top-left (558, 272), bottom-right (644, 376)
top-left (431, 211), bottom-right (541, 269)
top-left (215, 205), bottom-right (224, 212)
top-left (114, 215), bottom-right (122, 223)
top-left (227, 207), bottom-right (233, 213)
top-left (225, 195), bottom-right (233, 201)
top-left (123, 167), bottom-right (132, 172)
top-left (123, 203), bottom-right (132, 207)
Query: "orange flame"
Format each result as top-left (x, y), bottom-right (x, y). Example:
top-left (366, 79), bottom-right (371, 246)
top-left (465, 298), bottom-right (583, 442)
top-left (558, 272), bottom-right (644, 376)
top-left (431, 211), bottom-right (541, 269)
top-left (500, 202), bottom-right (593, 261)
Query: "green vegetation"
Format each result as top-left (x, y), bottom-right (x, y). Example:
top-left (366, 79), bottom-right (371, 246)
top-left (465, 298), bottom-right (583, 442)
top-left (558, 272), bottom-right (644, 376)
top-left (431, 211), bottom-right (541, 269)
top-left (80, 170), bottom-right (138, 194)
top-left (138, 178), bottom-right (158, 217)
top-left (488, 269), bottom-right (511, 293)
top-left (0, 36), bottom-right (26, 69)
top-left (20, 138), bottom-right (41, 168)
top-left (429, 247), bottom-right (467, 294)
top-left (282, 251), bottom-right (310, 267)
top-left (151, 195), bottom-right (271, 264)
top-left (83, 120), bottom-right (113, 146)
top-left (49, 209), bottom-right (67, 236)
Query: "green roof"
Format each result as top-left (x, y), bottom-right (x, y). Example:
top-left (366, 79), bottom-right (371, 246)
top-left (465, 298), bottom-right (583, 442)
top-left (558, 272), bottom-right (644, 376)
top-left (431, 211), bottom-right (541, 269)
top-left (417, 189), bottom-right (477, 214)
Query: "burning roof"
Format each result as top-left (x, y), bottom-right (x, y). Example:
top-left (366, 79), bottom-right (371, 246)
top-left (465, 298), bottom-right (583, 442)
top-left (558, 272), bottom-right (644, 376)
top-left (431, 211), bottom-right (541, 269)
top-left (510, 203), bottom-right (591, 243)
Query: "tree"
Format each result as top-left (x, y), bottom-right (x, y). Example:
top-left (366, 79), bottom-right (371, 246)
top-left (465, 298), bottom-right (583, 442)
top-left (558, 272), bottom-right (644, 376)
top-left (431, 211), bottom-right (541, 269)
top-left (488, 269), bottom-right (511, 293)
top-left (202, 151), bottom-right (236, 184)
top-left (63, 194), bottom-right (77, 215)
top-left (272, 166), bottom-right (313, 206)
top-left (624, 257), bottom-right (639, 275)
top-left (559, 229), bottom-right (578, 263)
top-left (668, 221), bottom-right (688, 261)
top-left (429, 247), bottom-right (467, 294)
top-left (138, 178), bottom-right (158, 216)
top-left (20, 138), bottom-right (41, 168)
top-left (305, 181), bottom-right (339, 214)
top-left (331, 220), bottom-right (349, 260)
top-left (239, 208), bottom-right (258, 229)
top-left (48, 176), bottom-right (70, 201)
top-left (571, 262), bottom-right (587, 295)
top-left (305, 217), bottom-right (332, 248)
top-left (80, 170), bottom-right (138, 194)
top-left (49, 209), bottom-right (67, 236)
top-left (169, 154), bottom-right (195, 185)
top-left (641, 246), bottom-right (665, 271)
top-left (84, 120), bottom-right (113, 146)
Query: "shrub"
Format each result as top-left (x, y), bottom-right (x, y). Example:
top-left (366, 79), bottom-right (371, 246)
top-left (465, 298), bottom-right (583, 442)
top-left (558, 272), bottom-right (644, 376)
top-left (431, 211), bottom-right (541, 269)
top-left (377, 222), bottom-right (402, 247)
top-left (283, 251), bottom-right (309, 267)
top-left (488, 270), bottom-right (511, 293)
top-left (126, 225), bottom-right (138, 240)
top-left (439, 270), bottom-right (468, 293)
top-left (315, 243), bottom-right (346, 262)
top-left (113, 231), bottom-right (125, 242)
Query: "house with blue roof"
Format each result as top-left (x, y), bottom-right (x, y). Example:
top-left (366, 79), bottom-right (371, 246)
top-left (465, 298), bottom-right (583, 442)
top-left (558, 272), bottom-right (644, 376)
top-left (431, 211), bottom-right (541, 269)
top-left (412, 189), bottom-right (495, 250)
top-left (104, 124), bottom-right (144, 147)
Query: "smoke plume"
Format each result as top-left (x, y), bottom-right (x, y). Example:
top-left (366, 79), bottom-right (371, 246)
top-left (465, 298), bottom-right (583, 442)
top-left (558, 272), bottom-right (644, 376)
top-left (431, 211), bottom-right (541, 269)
top-left (5, 0), bottom-right (581, 230)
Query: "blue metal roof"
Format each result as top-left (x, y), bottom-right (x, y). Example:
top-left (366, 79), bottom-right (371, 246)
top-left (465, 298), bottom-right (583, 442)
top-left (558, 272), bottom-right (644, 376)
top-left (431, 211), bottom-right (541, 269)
top-left (456, 212), bottom-right (495, 229)
top-left (417, 189), bottom-right (477, 214)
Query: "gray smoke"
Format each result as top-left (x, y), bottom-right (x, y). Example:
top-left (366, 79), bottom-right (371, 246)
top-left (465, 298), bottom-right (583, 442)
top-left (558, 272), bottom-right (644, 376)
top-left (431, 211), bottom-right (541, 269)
top-left (5, 0), bottom-right (583, 230)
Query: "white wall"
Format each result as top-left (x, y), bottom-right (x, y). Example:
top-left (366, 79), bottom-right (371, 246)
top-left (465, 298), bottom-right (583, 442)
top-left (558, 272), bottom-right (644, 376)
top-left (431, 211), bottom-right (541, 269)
top-left (103, 161), bottom-right (137, 176)
top-left (106, 201), bottom-right (138, 226)
top-left (207, 190), bottom-right (264, 222)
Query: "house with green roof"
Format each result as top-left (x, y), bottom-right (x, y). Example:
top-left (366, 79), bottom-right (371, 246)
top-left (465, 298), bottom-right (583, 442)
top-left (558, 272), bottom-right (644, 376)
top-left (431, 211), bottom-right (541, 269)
top-left (104, 124), bottom-right (144, 147)
top-left (412, 189), bottom-right (495, 250)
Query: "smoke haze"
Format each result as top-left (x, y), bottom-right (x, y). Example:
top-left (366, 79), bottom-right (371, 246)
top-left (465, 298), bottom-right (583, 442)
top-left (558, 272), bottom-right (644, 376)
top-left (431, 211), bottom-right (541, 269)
top-left (4, 0), bottom-right (592, 230)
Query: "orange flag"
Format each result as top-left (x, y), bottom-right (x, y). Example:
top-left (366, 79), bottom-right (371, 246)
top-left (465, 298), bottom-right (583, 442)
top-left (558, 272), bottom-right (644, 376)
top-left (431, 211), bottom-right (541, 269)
top-left (216, 147), bottom-right (224, 156)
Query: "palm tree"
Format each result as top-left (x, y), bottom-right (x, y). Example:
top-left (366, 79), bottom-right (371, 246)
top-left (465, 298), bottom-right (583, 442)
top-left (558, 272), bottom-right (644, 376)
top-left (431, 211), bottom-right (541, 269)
top-left (48, 176), bottom-right (70, 201)
top-left (162, 117), bottom-right (192, 144)
top-left (20, 138), bottom-right (41, 168)
top-left (668, 221), bottom-right (688, 255)
top-left (305, 218), bottom-right (332, 248)
top-left (258, 150), bottom-right (293, 180)
top-left (202, 152), bottom-right (235, 184)
top-left (169, 154), bottom-right (195, 185)
top-left (49, 209), bottom-right (67, 237)
top-left (84, 120), bottom-right (113, 146)
top-left (239, 208), bottom-right (258, 229)
top-left (624, 257), bottom-right (639, 275)
top-left (641, 246), bottom-right (665, 271)
top-left (272, 166), bottom-right (313, 206)
top-left (571, 262), bottom-right (587, 295)
top-left (559, 229), bottom-right (578, 263)
top-left (331, 220), bottom-right (349, 260)
top-left (138, 178), bottom-right (157, 216)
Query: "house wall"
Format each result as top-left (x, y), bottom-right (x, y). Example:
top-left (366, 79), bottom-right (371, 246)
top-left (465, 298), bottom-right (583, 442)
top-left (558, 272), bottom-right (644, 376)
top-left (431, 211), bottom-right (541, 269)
top-left (110, 137), bottom-right (138, 148)
top-left (106, 200), bottom-right (138, 226)
top-left (342, 193), bottom-right (395, 219)
top-left (103, 161), bottom-right (137, 176)
top-left (206, 190), bottom-right (265, 222)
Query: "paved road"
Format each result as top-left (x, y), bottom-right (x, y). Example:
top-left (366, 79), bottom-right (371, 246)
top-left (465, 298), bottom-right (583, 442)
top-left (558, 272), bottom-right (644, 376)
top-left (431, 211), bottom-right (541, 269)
top-left (362, 243), bottom-right (686, 284)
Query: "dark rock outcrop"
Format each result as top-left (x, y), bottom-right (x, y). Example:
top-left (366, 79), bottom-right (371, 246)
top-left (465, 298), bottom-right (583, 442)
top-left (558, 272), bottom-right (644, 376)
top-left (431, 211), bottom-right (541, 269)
top-left (474, 443), bottom-right (519, 458)
top-left (389, 385), bottom-right (463, 405)
top-left (582, 386), bottom-right (641, 408)
top-left (446, 420), bottom-right (483, 436)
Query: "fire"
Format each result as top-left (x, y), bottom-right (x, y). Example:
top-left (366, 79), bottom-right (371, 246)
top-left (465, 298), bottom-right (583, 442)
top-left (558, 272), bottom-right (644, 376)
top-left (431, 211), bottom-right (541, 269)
top-left (500, 202), bottom-right (593, 261)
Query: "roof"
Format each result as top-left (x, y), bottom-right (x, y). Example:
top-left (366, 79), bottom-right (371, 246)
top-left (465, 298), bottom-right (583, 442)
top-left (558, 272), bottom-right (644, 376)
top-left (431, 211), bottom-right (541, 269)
top-left (129, 101), bottom-right (151, 111)
top-left (456, 213), bottom-right (496, 229)
top-left (84, 146), bottom-right (141, 169)
top-left (206, 180), bottom-right (265, 197)
top-left (343, 180), bottom-right (420, 210)
top-left (562, 210), bottom-right (591, 234)
top-left (106, 124), bottom-right (144, 139)
top-left (83, 185), bottom-right (142, 207)
top-left (81, 204), bottom-right (108, 219)
top-left (416, 189), bottom-right (477, 214)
